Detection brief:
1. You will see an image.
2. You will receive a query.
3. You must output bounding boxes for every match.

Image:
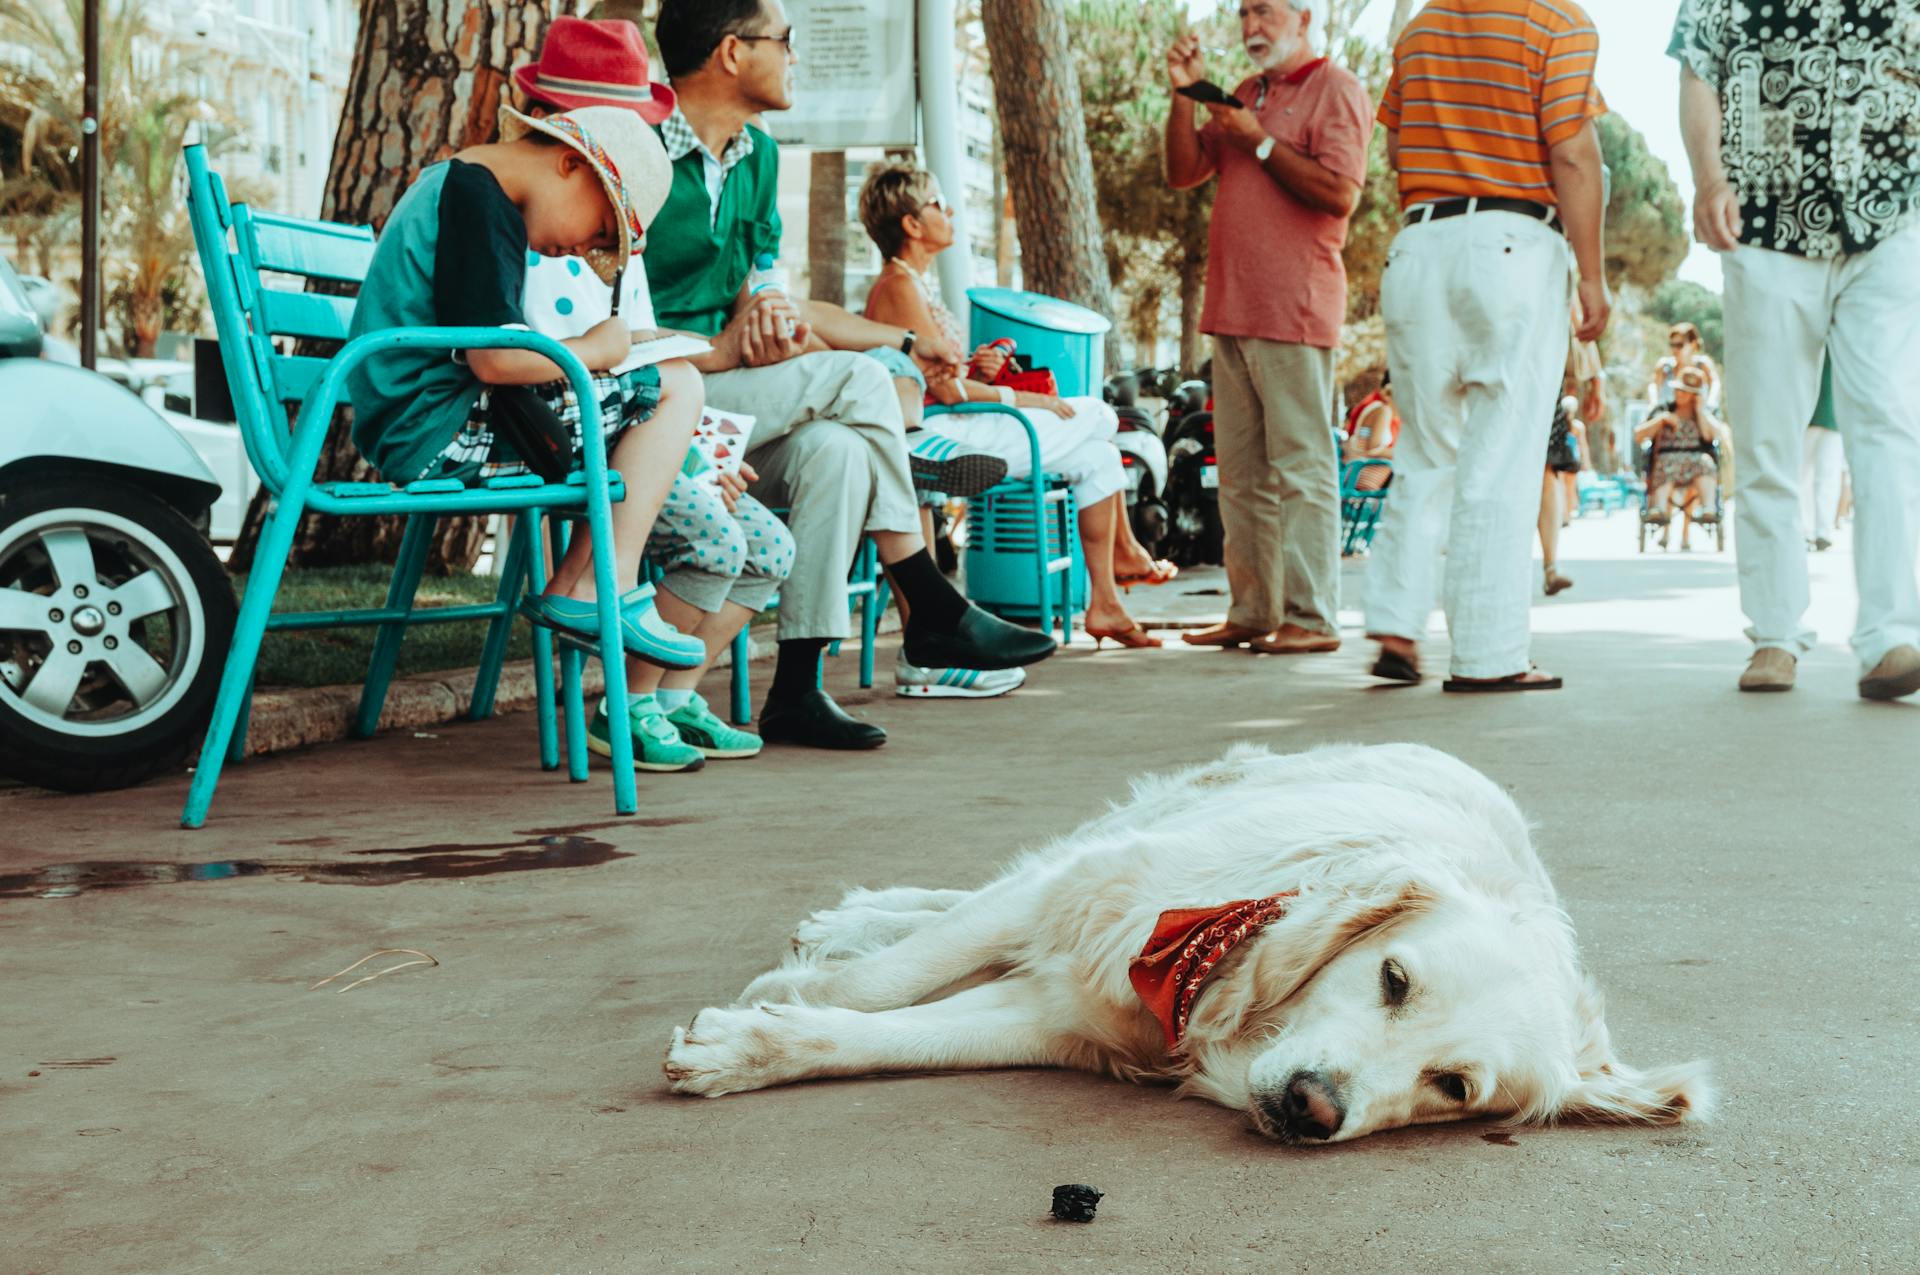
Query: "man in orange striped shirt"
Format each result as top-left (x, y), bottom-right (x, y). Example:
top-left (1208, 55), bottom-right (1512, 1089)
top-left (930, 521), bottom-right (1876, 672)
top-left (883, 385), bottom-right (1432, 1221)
top-left (1363, 0), bottom-right (1610, 693)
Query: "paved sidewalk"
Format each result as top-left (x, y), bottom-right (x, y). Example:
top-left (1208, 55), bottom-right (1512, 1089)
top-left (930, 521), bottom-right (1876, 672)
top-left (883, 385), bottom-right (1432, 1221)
top-left (3, 516), bottom-right (1915, 1274)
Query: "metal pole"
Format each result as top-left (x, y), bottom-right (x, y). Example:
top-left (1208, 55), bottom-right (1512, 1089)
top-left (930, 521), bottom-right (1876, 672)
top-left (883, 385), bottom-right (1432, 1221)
top-left (916, 0), bottom-right (971, 337)
top-left (80, 0), bottom-right (101, 370)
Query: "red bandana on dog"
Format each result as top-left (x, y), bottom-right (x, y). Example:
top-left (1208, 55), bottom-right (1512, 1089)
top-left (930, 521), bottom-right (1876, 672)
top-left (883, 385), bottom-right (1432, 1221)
top-left (1128, 893), bottom-right (1296, 1050)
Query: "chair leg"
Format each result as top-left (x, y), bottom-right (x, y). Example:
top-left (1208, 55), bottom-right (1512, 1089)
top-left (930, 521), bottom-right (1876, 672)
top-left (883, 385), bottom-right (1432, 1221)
top-left (353, 512), bottom-right (434, 739)
top-left (182, 491), bottom-right (302, 828)
top-left (1034, 486), bottom-right (1055, 642)
top-left (548, 517), bottom-right (591, 784)
top-left (525, 511), bottom-right (560, 771)
top-left (226, 672), bottom-right (254, 765)
top-left (730, 627), bottom-right (752, 726)
top-left (471, 514), bottom-right (532, 721)
top-left (858, 539), bottom-right (877, 690)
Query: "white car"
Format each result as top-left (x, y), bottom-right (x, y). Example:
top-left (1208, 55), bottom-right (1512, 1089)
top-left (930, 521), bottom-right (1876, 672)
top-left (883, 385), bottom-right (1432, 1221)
top-left (0, 256), bottom-right (237, 792)
top-left (36, 323), bottom-right (257, 543)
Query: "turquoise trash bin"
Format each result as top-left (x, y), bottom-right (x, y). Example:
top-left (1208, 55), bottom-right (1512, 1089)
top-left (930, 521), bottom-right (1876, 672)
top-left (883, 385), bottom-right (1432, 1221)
top-left (966, 287), bottom-right (1109, 398)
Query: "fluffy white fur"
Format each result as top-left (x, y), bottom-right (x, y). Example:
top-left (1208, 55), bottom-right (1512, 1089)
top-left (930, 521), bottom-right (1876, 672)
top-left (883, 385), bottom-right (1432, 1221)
top-left (663, 743), bottom-right (1714, 1143)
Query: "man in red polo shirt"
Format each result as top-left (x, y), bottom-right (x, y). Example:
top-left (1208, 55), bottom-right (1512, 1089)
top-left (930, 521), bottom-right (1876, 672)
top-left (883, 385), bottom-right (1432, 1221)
top-left (1165, 2), bottom-right (1372, 656)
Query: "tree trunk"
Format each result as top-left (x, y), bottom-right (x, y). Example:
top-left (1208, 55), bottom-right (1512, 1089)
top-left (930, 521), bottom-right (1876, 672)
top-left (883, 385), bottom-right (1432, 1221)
top-left (1177, 249), bottom-right (1205, 379)
top-left (228, 0), bottom-right (581, 575)
top-left (979, 0), bottom-right (1116, 361)
top-left (807, 150), bottom-right (847, 307)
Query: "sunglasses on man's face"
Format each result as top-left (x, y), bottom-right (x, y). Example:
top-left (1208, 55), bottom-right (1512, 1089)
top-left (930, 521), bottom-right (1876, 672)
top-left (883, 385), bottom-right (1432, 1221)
top-left (736, 28), bottom-right (797, 55)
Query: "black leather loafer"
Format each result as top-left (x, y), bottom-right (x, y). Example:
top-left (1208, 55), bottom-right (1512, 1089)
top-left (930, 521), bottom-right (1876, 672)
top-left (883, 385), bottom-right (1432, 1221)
top-left (902, 604), bottom-right (1058, 672)
top-left (758, 689), bottom-right (888, 750)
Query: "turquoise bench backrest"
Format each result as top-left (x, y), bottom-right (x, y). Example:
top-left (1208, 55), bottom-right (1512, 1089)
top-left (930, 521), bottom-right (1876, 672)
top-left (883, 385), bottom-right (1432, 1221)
top-left (184, 143), bottom-right (376, 495)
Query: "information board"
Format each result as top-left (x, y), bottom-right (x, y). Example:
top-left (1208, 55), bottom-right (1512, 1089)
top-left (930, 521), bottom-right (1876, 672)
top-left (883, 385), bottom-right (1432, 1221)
top-left (767, 0), bottom-right (918, 149)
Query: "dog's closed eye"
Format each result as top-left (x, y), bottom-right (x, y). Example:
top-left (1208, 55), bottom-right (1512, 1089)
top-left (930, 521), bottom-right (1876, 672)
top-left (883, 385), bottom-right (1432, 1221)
top-left (1429, 1071), bottom-right (1470, 1103)
top-left (1381, 958), bottom-right (1410, 1008)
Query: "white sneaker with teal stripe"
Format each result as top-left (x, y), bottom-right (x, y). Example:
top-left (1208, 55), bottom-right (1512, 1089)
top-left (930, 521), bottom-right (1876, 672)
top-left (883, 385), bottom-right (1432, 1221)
top-left (587, 694), bottom-right (706, 772)
top-left (907, 432), bottom-right (1008, 498)
top-left (894, 654), bottom-right (1026, 699)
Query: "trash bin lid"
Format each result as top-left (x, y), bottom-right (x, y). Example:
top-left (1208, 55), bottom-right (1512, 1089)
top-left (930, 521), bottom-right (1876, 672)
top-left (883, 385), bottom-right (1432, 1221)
top-left (967, 287), bottom-right (1111, 336)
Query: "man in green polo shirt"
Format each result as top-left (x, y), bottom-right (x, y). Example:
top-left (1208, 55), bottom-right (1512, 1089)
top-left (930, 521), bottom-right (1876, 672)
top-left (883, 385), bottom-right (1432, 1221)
top-left (647, 0), bottom-right (1056, 750)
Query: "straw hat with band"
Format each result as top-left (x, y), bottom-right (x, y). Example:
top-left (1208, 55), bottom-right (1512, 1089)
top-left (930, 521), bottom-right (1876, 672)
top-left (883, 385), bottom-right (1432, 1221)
top-left (512, 16), bottom-right (676, 124)
top-left (1675, 365), bottom-right (1710, 395)
top-left (497, 104), bottom-right (672, 289)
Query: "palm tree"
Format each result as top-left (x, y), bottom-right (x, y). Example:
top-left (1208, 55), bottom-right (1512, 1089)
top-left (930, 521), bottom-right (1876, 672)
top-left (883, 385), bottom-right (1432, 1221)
top-left (0, 0), bottom-right (221, 350)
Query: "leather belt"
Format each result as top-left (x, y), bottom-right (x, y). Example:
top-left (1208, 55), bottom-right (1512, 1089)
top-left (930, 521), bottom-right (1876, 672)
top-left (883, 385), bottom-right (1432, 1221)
top-left (1404, 196), bottom-right (1562, 233)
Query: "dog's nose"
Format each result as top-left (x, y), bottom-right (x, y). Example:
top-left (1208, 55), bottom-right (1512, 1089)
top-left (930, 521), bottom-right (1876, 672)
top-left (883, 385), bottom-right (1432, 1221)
top-left (1272, 1071), bottom-right (1345, 1140)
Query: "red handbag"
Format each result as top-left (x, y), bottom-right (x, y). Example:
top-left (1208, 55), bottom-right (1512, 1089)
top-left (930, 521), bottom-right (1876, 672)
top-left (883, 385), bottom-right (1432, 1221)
top-left (970, 338), bottom-right (1058, 396)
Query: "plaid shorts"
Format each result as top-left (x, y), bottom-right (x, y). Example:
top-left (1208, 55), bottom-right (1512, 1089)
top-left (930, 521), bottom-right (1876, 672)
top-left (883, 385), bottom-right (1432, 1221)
top-left (422, 364), bottom-right (664, 481)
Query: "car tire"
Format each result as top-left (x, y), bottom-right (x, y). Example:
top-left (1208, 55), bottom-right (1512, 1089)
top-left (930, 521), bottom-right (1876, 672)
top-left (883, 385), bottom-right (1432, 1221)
top-left (0, 476), bottom-right (237, 792)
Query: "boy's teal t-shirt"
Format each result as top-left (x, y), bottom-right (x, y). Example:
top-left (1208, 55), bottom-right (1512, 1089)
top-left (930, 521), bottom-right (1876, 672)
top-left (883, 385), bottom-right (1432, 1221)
top-left (641, 124), bottom-right (783, 337)
top-left (346, 159), bottom-right (531, 482)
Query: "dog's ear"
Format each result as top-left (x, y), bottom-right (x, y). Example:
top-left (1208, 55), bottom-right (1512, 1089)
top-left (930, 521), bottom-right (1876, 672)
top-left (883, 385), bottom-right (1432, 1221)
top-left (1556, 978), bottom-right (1716, 1124)
top-left (1190, 860), bottom-right (1435, 1041)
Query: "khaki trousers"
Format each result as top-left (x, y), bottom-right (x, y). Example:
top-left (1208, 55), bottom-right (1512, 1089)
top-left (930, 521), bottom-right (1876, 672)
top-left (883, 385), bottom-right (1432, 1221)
top-left (704, 352), bottom-right (920, 642)
top-left (1210, 335), bottom-right (1341, 634)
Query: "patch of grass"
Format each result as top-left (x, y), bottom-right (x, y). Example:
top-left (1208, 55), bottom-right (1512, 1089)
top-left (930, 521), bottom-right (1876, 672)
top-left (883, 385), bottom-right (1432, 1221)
top-left (238, 564), bottom-right (529, 689)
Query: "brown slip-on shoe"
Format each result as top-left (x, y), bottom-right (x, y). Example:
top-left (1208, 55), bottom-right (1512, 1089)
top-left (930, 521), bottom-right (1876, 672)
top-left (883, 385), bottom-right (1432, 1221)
top-left (1738, 648), bottom-right (1797, 692)
top-left (1250, 628), bottom-right (1341, 654)
top-left (1859, 644), bottom-right (1920, 701)
top-left (1180, 622), bottom-right (1266, 648)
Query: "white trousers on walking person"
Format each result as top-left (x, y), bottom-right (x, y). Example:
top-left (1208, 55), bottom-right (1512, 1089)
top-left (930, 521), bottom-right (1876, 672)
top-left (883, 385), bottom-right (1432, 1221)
top-left (1364, 212), bottom-right (1572, 678)
top-left (1801, 427), bottom-right (1845, 545)
top-left (1723, 224), bottom-right (1920, 672)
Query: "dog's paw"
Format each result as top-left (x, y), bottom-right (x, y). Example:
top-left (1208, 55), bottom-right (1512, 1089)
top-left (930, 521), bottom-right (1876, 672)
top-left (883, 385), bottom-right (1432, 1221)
top-left (733, 961), bottom-right (837, 1007)
top-left (662, 1005), bottom-right (809, 1097)
top-left (788, 913), bottom-right (836, 961)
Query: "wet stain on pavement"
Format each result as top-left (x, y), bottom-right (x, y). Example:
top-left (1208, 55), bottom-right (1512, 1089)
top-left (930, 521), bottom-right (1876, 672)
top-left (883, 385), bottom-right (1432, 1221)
top-left (0, 835), bottom-right (630, 900)
top-left (1482, 1132), bottom-right (1520, 1147)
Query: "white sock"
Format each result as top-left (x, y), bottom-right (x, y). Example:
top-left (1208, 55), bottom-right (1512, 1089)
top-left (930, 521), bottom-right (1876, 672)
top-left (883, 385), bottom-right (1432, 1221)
top-left (625, 691), bottom-right (656, 711)
top-left (654, 688), bottom-right (694, 712)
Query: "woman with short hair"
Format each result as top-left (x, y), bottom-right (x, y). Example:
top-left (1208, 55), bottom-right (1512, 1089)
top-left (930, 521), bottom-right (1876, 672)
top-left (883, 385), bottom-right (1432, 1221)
top-left (857, 163), bottom-right (1176, 649)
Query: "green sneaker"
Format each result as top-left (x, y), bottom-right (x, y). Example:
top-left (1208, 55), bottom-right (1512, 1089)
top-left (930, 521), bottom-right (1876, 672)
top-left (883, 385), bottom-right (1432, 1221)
top-left (667, 692), bottom-right (763, 759)
top-left (587, 695), bottom-right (706, 772)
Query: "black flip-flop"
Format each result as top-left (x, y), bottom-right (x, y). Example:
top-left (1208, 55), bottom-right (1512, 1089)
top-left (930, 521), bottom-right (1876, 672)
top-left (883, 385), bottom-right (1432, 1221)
top-left (1442, 667), bottom-right (1563, 693)
top-left (1370, 649), bottom-right (1422, 684)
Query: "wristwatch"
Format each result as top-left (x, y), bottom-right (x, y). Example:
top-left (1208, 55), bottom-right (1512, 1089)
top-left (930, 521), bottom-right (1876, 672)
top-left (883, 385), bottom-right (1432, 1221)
top-left (900, 329), bottom-right (917, 356)
top-left (1254, 135), bottom-right (1276, 164)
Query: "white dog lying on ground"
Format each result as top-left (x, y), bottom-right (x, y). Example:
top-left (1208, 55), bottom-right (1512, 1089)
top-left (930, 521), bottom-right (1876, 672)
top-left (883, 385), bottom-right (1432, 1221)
top-left (664, 743), bottom-right (1713, 1143)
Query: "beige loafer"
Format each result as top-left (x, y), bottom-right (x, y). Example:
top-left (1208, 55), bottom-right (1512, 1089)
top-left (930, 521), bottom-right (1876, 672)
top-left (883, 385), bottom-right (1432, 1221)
top-left (1738, 648), bottom-right (1797, 693)
top-left (1859, 644), bottom-right (1920, 701)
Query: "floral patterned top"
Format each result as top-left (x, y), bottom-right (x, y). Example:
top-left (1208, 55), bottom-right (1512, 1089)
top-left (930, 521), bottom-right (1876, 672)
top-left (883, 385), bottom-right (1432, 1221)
top-left (1667, 0), bottom-right (1920, 257)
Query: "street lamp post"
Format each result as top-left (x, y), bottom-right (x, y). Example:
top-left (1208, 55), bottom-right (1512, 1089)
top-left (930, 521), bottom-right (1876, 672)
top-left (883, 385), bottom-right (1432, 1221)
top-left (80, 0), bottom-right (101, 369)
top-left (917, 0), bottom-right (971, 335)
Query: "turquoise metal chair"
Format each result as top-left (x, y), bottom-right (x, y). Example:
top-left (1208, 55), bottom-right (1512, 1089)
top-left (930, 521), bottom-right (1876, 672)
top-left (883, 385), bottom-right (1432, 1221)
top-left (1339, 459), bottom-right (1393, 555)
top-left (180, 143), bottom-right (640, 827)
top-left (925, 403), bottom-right (1078, 643)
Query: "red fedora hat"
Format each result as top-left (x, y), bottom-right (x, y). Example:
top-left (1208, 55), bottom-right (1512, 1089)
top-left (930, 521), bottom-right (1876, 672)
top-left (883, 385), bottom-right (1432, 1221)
top-left (513, 17), bottom-right (676, 124)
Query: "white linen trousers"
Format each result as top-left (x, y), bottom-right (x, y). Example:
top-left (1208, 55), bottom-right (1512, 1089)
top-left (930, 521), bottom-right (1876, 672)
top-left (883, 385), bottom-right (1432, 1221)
top-left (1723, 224), bottom-right (1920, 671)
top-left (1364, 210), bottom-right (1573, 678)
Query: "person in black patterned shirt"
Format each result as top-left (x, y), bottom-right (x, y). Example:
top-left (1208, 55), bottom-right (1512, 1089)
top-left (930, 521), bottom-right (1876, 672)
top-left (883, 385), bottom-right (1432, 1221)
top-left (1671, 0), bottom-right (1920, 701)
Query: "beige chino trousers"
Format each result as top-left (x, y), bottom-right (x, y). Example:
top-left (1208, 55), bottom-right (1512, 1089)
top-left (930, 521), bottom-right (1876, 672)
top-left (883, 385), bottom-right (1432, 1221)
top-left (704, 351), bottom-right (921, 643)
top-left (1209, 334), bottom-right (1342, 635)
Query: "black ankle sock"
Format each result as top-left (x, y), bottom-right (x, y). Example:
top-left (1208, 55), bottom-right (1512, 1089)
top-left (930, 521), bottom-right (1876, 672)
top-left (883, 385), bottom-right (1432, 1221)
top-left (886, 549), bottom-right (968, 632)
top-left (768, 639), bottom-right (829, 703)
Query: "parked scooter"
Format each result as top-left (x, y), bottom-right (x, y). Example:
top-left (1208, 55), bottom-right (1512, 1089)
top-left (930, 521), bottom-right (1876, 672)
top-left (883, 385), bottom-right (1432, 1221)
top-left (1102, 372), bottom-right (1170, 557)
top-left (1162, 378), bottom-right (1222, 566)
top-left (0, 255), bottom-right (236, 791)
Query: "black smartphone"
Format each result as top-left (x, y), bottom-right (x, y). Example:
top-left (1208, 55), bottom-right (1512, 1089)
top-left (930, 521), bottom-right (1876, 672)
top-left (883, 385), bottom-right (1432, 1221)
top-left (1176, 80), bottom-right (1244, 109)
